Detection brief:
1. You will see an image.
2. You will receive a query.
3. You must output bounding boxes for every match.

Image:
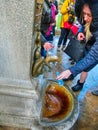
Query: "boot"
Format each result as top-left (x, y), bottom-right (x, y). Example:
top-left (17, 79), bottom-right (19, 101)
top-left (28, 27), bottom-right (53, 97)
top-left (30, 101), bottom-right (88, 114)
top-left (72, 80), bottom-right (84, 92)
top-left (92, 90), bottom-right (98, 96)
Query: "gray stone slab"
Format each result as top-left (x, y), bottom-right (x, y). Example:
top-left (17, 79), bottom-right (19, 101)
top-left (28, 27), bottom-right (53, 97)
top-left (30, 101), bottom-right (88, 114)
top-left (0, 0), bottom-right (39, 128)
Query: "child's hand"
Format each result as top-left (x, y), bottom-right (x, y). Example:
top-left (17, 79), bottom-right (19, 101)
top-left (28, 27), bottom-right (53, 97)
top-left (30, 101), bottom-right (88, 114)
top-left (43, 42), bottom-right (54, 51)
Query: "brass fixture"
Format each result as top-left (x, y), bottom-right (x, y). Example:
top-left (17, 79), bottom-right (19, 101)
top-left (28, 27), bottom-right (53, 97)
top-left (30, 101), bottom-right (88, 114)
top-left (32, 31), bottom-right (60, 77)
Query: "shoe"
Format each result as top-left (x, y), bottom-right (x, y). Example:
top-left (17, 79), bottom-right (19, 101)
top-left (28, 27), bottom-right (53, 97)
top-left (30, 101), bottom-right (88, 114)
top-left (92, 90), bottom-right (98, 96)
top-left (57, 45), bottom-right (61, 51)
top-left (63, 74), bottom-right (74, 81)
top-left (62, 45), bottom-right (66, 51)
top-left (72, 80), bottom-right (84, 92)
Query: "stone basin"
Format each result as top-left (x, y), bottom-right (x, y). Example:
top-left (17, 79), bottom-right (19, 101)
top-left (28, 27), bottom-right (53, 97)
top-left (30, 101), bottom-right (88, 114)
top-left (39, 79), bottom-right (79, 128)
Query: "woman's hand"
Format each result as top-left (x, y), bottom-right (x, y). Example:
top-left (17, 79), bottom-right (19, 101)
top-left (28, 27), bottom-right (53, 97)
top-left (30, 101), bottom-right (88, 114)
top-left (77, 32), bottom-right (85, 41)
top-left (43, 42), bottom-right (54, 51)
top-left (56, 70), bottom-right (72, 80)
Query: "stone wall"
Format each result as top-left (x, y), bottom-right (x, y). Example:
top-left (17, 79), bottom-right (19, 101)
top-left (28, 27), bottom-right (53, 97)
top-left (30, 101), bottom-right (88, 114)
top-left (0, 0), bottom-right (42, 129)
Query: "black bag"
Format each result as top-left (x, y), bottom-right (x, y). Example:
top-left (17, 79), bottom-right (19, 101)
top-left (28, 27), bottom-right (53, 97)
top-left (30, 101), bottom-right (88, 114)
top-left (64, 36), bottom-right (85, 62)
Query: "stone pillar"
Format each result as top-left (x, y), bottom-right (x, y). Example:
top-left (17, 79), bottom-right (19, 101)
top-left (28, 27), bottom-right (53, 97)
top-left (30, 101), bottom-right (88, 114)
top-left (0, 0), bottom-right (42, 128)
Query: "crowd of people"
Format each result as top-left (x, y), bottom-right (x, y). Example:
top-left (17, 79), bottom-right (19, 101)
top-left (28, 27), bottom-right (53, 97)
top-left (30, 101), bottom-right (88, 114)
top-left (57, 0), bottom-right (75, 51)
top-left (56, 0), bottom-right (98, 96)
top-left (39, 0), bottom-right (98, 96)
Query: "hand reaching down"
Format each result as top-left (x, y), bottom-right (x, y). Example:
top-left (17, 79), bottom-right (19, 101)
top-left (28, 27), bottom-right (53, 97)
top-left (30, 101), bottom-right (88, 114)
top-left (56, 70), bottom-right (72, 80)
top-left (43, 42), bottom-right (54, 51)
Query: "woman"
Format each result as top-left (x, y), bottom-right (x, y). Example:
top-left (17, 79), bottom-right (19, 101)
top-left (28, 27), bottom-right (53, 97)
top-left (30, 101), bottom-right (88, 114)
top-left (57, 0), bottom-right (75, 51)
top-left (56, 0), bottom-right (98, 96)
top-left (41, 0), bottom-right (53, 42)
top-left (40, 0), bottom-right (55, 57)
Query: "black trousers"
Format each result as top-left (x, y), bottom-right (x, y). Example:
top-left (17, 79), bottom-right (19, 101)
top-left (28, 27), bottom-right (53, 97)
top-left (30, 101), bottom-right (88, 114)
top-left (58, 28), bottom-right (70, 46)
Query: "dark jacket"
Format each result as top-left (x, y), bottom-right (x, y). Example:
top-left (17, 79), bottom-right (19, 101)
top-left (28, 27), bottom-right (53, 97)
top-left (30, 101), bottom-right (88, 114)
top-left (40, 0), bottom-right (52, 34)
top-left (69, 0), bottom-right (98, 77)
top-left (41, 34), bottom-right (47, 45)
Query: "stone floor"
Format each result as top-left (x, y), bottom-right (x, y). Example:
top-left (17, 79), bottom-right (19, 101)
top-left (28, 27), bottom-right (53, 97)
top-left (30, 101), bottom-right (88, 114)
top-left (0, 35), bottom-right (98, 130)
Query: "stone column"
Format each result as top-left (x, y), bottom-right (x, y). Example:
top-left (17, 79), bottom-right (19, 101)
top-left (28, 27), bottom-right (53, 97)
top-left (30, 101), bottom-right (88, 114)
top-left (0, 0), bottom-right (40, 128)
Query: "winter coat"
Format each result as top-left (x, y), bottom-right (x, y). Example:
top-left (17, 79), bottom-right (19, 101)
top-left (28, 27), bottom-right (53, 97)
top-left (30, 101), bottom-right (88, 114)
top-left (60, 0), bottom-right (75, 28)
top-left (41, 34), bottom-right (47, 46)
top-left (69, 0), bottom-right (98, 77)
top-left (40, 0), bottom-right (52, 34)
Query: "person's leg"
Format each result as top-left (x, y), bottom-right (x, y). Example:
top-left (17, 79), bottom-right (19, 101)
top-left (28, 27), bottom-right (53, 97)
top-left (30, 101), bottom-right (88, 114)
top-left (62, 29), bottom-right (70, 50)
top-left (72, 72), bottom-right (88, 91)
top-left (80, 71), bottom-right (88, 83)
top-left (57, 28), bottom-right (66, 47)
top-left (63, 29), bottom-right (70, 45)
